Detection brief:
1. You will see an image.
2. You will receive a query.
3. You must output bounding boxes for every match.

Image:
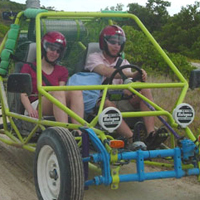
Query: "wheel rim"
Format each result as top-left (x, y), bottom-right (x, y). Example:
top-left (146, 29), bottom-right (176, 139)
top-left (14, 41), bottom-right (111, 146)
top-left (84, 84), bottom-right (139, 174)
top-left (37, 145), bottom-right (60, 200)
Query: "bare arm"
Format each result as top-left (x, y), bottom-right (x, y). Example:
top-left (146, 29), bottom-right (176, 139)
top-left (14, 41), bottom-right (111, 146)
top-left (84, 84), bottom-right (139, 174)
top-left (92, 64), bottom-right (147, 81)
top-left (59, 81), bottom-right (66, 86)
top-left (20, 93), bottom-right (38, 118)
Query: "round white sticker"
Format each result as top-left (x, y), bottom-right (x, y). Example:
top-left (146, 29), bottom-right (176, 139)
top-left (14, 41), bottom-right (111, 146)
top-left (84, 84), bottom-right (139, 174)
top-left (98, 107), bottom-right (122, 133)
top-left (173, 103), bottom-right (195, 128)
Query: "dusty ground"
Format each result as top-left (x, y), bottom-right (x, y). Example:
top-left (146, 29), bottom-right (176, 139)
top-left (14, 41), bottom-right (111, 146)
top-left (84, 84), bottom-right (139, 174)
top-left (191, 62), bottom-right (200, 68)
top-left (0, 139), bottom-right (199, 200)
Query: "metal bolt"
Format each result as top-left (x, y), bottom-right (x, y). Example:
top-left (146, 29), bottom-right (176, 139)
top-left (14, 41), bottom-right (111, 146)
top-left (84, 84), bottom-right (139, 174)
top-left (112, 150), bottom-right (117, 155)
top-left (49, 169), bottom-right (58, 180)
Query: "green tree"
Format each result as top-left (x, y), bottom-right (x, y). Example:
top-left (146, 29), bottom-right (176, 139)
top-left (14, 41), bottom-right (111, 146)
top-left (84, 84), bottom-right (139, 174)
top-left (127, 3), bottom-right (150, 29)
top-left (154, 1), bottom-right (200, 58)
top-left (0, 1), bottom-right (25, 41)
top-left (103, 3), bottom-right (124, 11)
top-left (40, 5), bottom-right (56, 11)
top-left (128, 0), bottom-right (170, 32)
top-left (146, 0), bottom-right (170, 16)
top-left (123, 26), bottom-right (194, 79)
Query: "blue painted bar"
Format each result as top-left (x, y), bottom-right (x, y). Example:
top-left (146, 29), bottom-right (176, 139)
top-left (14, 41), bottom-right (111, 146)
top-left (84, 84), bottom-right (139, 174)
top-left (174, 147), bottom-right (182, 178)
top-left (118, 148), bottom-right (178, 160)
top-left (84, 128), bottom-right (112, 186)
top-left (136, 150), bottom-right (145, 181)
top-left (82, 128), bottom-right (200, 187)
top-left (119, 168), bottom-right (200, 182)
top-left (82, 157), bottom-right (90, 162)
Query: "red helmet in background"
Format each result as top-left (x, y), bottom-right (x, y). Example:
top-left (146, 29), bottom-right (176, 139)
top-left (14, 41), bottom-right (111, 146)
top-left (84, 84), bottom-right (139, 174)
top-left (41, 31), bottom-right (66, 64)
top-left (99, 25), bottom-right (126, 57)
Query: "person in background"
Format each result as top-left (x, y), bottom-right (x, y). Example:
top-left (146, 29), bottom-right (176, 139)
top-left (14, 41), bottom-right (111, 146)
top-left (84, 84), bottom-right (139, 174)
top-left (84, 25), bottom-right (169, 150)
top-left (20, 31), bottom-right (84, 134)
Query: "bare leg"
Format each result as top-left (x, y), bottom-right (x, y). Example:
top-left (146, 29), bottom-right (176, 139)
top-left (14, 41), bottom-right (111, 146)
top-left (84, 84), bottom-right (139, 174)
top-left (103, 99), bottom-right (147, 150)
top-left (129, 89), bottom-right (155, 134)
top-left (140, 89), bottom-right (155, 134)
top-left (42, 91), bottom-right (84, 124)
top-left (42, 91), bottom-right (84, 136)
top-left (66, 90), bottom-right (84, 125)
top-left (42, 91), bottom-right (68, 123)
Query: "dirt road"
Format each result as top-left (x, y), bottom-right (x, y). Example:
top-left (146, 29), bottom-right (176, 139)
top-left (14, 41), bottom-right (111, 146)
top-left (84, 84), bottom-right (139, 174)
top-left (191, 62), bottom-right (200, 68)
top-left (0, 139), bottom-right (199, 200)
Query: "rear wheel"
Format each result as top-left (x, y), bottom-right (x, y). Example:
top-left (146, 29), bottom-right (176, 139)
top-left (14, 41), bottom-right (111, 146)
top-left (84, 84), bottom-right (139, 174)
top-left (34, 127), bottom-right (84, 200)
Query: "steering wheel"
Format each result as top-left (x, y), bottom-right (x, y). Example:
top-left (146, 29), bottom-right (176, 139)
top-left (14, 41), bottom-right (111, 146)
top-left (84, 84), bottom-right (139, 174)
top-left (107, 65), bottom-right (143, 101)
top-left (108, 64), bottom-right (143, 85)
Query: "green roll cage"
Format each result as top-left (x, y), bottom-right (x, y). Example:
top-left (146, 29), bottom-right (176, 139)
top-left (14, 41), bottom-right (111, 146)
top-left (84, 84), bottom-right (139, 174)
top-left (0, 8), bottom-right (198, 170)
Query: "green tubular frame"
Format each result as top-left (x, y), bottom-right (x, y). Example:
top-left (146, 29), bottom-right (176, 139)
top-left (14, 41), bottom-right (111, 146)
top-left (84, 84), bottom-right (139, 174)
top-left (35, 12), bottom-right (188, 131)
top-left (0, 10), bottom-right (198, 162)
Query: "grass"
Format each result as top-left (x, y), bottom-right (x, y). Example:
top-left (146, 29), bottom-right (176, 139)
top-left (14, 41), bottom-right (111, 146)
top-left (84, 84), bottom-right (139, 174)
top-left (187, 58), bottom-right (200, 63)
top-left (148, 75), bottom-right (200, 138)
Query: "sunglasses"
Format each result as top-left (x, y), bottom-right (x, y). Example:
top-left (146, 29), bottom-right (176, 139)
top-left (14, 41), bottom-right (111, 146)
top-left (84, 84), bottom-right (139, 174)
top-left (106, 39), bottom-right (123, 46)
top-left (46, 45), bottom-right (62, 54)
top-left (44, 41), bottom-right (63, 54)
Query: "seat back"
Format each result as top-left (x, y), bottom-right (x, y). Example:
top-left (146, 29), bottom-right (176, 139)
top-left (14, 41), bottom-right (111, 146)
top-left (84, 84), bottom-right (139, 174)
top-left (84, 42), bottom-right (101, 66)
top-left (7, 42), bottom-right (41, 135)
top-left (25, 42), bottom-right (36, 63)
top-left (9, 42), bottom-right (100, 115)
top-left (13, 42), bottom-right (36, 73)
top-left (71, 42), bottom-right (101, 74)
top-left (8, 42), bottom-right (36, 115)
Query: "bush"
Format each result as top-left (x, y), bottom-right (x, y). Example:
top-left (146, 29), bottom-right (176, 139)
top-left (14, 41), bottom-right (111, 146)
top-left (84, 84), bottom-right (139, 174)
top-left (123, 26), bottom-right (195, 80)
top-left (0, 23), bottom-right (9, 42)
top-left (0, 23), bottom-right (9, 35)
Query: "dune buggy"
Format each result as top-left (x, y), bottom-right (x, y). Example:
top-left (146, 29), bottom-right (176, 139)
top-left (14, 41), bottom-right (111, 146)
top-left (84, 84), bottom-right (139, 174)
top-left (0, 8), bottom-right (200, 200)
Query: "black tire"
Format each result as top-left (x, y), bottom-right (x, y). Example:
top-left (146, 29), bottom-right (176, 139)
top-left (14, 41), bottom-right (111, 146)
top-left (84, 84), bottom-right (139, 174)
top-left (34, 127), bottom-right (84, 200)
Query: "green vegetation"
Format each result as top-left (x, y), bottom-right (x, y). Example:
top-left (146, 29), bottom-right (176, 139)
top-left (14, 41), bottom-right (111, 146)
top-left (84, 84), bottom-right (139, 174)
top-left (123, 26), bottom-right (194, 78)
top-left (0, 0), bottom-right (199, 79)
top-left (0, 23), bottom-right (9, 38)
top-left (126, 0), bottom-right (200, 60)
top-left (0, 0), bottom-right (25, 39)
top-left (123, 26), bottom-right (195, 80)
top-left (105, 0), bottom-right (199, 79)
top-left (151, 75), bottom-right (200, 137)
top-left (0, 0), bottom-right (25, 11)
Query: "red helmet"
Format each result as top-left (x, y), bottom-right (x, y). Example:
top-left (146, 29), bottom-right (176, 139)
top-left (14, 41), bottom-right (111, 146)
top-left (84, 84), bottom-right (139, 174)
top-left (99, 25), bottom-right (126, 56)
top-left (41, 31), bottom-right (66, 63)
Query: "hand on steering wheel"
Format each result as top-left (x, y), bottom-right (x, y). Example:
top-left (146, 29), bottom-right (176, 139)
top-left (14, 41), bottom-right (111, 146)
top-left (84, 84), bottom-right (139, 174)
top-left (107, 65), bottom-right (144, 101)
top-left (108, 64), bottom-right (143, 85)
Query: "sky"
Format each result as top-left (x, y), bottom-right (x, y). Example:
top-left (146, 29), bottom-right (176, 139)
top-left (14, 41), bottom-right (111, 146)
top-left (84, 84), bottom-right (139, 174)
top-left (12, 0), bottom-right (198, 16)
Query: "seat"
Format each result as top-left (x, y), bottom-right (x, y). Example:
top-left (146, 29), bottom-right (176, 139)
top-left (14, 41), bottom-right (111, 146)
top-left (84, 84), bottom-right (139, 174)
top-left (8, 43), bottom-right (36, 114)
top-left (84, 42), bottom-right (101, 64)
top-left (82, 43), bottom-right (146, 132)
top-left (8, 42), bottom-right (36, 111)
top-left (73, 42), bottom-right (101, 73)
top-left (7, 43), bottom-right (39, 135)
top-left (25, 42), bottom-right (36, 63)
top-left (66, 42), bottom-right (102, 121)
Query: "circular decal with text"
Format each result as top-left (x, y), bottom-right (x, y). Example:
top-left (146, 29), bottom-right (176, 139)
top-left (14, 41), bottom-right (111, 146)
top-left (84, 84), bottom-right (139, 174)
top-left (173, 103), bottom-right (195, 128)
top-left (98, 107), bottom-right (122, 133)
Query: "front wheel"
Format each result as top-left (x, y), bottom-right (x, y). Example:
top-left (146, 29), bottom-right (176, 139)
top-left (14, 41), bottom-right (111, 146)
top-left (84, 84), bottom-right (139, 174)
top-left (34, 127), bottom-right (84, 200)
